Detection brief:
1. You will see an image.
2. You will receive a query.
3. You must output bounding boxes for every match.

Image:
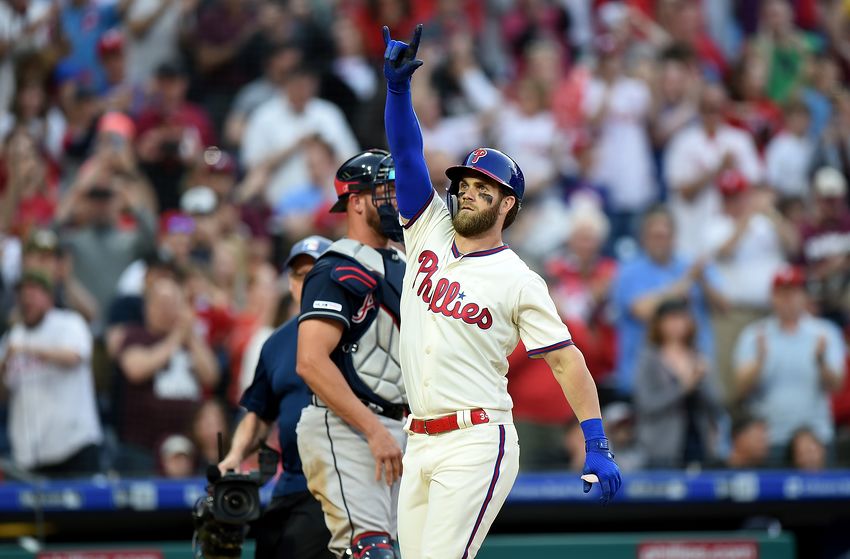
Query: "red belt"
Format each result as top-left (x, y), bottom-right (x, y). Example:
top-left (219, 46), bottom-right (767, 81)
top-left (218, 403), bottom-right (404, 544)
top-left (408, 409), bottom-right (490, 435)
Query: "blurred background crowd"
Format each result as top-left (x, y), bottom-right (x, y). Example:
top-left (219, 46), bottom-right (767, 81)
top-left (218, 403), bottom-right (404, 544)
top-left (0, 0), bottom-right (849, 481)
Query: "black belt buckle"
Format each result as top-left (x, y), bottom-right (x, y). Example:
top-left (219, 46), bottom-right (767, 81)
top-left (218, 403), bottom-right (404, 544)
top-left (383, 403), bottom-right (408, 421)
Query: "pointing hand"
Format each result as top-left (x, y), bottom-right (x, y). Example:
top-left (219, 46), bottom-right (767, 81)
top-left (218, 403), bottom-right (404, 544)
top-left (383, 24), bottom-right (424, 91)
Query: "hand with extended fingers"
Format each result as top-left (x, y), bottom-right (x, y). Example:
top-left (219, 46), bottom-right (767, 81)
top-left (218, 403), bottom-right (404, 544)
top-left (382, 24), bottom-right (424, 92)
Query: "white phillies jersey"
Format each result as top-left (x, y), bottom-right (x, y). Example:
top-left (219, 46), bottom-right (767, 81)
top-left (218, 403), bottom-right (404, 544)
top-left (399, 191), bottom-right (573, 417)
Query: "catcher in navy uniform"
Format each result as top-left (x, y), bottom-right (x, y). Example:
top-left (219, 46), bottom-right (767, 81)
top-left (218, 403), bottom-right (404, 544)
top-left (295, 150), bottom-right (407, 559)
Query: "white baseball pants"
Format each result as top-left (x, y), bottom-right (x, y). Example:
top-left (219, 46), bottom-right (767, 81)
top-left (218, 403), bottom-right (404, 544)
top-left (397, 421), bottom-right (520, 559)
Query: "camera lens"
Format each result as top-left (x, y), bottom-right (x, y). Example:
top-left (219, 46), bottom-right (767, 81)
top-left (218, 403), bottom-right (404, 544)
top-left (221, 488), bottom-right (250, 518)
top-left (213, 481), bottom-right (260, 524)
top-left (226, 493), bottom-right (243, 509)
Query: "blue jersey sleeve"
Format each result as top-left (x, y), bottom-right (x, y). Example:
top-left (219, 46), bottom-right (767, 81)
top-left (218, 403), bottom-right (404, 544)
top-left (299, 260), bottom-right (354, 329)
top-left (385, 88), bottom-right (434, 220)
top-left (611, 264), bottom-right (636, 319)
top-left (240, 355), bottom-right (278, 422)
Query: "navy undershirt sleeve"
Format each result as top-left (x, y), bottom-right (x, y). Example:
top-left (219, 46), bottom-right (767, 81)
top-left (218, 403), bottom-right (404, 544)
top-left (240, 356), bottom-right (278, 422)
top-left (385, 88), bottom-right (433, 219)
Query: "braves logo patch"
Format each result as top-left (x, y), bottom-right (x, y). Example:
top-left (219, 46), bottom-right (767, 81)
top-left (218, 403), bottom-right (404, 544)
top-left (470, 148), bottom-right (487, 164)
top-left (352, 293), bottom-right (376, 324)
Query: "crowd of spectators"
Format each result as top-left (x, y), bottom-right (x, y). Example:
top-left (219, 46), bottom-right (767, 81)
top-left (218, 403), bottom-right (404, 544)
top-left (0, 0), bottom-right (849, 480)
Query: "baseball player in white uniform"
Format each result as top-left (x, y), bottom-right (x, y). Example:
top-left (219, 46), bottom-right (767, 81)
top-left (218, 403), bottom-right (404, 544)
top-left (383, 25), bottom-right (623, 559)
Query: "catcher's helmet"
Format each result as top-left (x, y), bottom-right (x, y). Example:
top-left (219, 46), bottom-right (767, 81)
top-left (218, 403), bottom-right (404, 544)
top-left (445, 147), bottom-right (525, 203)
top-left (330, 149), bottom-right (395, 213)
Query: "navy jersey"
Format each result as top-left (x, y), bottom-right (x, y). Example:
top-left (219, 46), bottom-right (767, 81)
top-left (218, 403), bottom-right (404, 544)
top-left (298, 246), bottom-right (406, 409)
top-left (240, 318), bottom-right (309, 497)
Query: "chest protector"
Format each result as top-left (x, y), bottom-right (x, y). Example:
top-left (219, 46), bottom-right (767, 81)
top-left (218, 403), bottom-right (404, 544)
top-left (325, 239), bottom-right (406, 406)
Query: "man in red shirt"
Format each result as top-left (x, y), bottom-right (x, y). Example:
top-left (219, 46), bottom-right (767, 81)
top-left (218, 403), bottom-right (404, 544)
top-left (116, 276), bottom-right (219, 471)
top-left (799, 167), bottom-right (850, 326)
top-left (135, 62), bottom-right (216, 211)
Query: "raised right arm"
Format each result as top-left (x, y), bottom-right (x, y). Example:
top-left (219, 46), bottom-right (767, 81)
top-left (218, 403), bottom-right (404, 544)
top-left (383, 25), bottom-right (432, 219)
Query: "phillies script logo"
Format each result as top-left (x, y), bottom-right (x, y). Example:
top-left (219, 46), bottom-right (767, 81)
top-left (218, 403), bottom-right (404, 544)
top-left (414, 250), bottom-right (492, 329)
top-left (470, 148), bottom-right (487, 164)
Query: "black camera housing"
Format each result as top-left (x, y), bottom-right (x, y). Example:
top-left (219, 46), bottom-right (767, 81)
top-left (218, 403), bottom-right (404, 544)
top-left (192, 445), bottom-right (279, 559)
top-left (211, 473), bottom-right (262, 524)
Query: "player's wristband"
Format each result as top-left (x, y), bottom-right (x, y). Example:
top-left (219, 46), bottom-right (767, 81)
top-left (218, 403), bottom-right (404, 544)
top-left (387, 79), bottom-right (412, 94)
top-left (580, 418), bottom-right (606, 443)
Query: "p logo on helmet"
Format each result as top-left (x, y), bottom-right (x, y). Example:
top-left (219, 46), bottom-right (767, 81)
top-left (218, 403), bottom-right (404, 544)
top-left (470, 148), bottom-right (487, 164)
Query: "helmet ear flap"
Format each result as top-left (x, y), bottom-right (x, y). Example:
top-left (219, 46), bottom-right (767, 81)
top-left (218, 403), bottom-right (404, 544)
top-left (446, 182), bottom-right (459, 219)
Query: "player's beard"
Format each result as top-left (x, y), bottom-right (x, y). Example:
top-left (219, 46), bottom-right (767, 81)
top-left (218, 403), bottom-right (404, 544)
top-left (452, 200), bottom-right (500, 237)
top-left (365, 203), bottom-right (386, 239)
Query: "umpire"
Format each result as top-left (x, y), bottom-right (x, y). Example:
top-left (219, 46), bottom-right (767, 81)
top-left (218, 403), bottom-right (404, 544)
top-left (219, 235), bottom-right (334, 559)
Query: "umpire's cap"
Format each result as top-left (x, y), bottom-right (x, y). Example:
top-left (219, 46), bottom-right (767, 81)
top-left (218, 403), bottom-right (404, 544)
top-left (445, 147), bottom-right (525, 203)
top-left (330, 149), bottom-right (395, 213)
top-left (283, 235), bottom-right (333, 269)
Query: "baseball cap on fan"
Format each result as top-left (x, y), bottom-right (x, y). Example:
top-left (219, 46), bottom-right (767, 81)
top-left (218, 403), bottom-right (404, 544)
top-left (283, 235), bottom-right (333, 269)
top-left (772, 266), bottom-right (806, 290)
top-left (25, 229), bottom-right (61, 254)
top-left (813, 167), bottom-right (847, 198)
top-left (602, 402), bottom-right (634, 426)
top-left (17, 269), bottom-right (55, 294)
top-left (97, 29), bottom-right (124, 58)
top-left (98, 111), bottom-right (136, 140)
top-left (159, 434), bottom-right (195, 458)
top-left (717, 169), bottom-right (749, 197)
top-left (156, 60), bottom-right (187, 80)
top-left (180, 186), bottom-right (218, 215)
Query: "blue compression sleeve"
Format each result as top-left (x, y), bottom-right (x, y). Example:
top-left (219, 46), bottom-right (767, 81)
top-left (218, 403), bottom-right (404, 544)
top-left (385, 88), bottom-right (433, 219)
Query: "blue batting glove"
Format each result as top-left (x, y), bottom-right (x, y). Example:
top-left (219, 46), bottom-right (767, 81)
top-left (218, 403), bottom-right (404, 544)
top-left (383, 24), bottom-right (424, 92)
top-left (580, 418), bottom-right (622, 505)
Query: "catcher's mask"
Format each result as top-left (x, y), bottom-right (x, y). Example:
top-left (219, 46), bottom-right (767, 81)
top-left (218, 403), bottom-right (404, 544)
top-left (331, 149), bottom-right (402, 242)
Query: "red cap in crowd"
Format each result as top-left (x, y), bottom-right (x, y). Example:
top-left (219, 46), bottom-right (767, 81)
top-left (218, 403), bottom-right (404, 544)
top-left (98, 111), bottom-right (135, 140)
top-left (717, 170), bottom-right (749, 197)
top-left (97, 29), bottom-right (124, 58)
top-left (571, 129), bottom-right (594, 156)
top-left (772, 266), bottom-right (806, 290)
